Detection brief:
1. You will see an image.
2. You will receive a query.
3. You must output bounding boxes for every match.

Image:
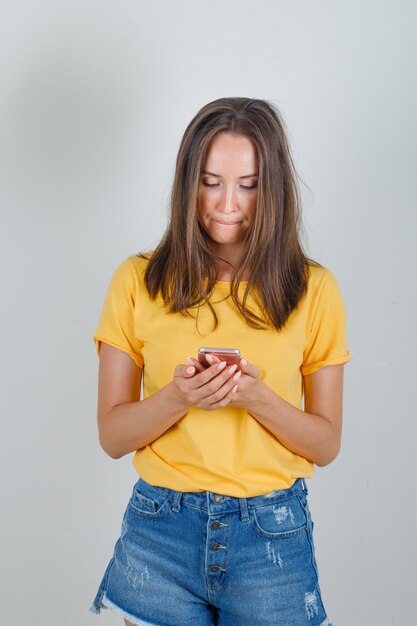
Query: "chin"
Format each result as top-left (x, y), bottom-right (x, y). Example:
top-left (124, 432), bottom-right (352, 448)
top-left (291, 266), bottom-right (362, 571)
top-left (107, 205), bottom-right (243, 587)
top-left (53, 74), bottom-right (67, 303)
top-left (210, 237), bottom-right (242, 246)
top-left (209, 226), bottom-right (246, 240)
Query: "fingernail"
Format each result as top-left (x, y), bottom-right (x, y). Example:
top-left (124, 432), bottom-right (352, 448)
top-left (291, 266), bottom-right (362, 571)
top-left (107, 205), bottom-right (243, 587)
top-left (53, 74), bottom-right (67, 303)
top-left (206, 353), bottom-right (214, 362)
top-left (241, 358), bottom-right (248, 367)
top-left (229, 364), bottom-right (238, 374)
top-left (186, 357), bottom-right (194, 365)
top-left (233, 371), bottom-right (241, 381)
top-left (232, 384), bottom-right (238, 393)
top-left (186, 366), bottom-right (195, 375)
top-left (217, 361), bottom-right (227, 370)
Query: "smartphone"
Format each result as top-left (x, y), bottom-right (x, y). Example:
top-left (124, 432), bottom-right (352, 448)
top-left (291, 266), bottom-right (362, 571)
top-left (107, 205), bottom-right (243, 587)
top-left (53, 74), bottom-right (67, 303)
top-left (198, 347), bottom-right (241, 367)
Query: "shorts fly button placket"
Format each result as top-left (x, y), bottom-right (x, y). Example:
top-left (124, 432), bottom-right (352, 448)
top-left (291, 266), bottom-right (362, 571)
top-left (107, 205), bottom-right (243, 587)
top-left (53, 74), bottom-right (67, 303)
top-left (206, 493), bottom-right (230, 587)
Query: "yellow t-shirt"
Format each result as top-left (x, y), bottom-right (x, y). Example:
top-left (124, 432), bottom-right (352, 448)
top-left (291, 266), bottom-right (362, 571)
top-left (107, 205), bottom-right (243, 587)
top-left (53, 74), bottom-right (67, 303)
top-left (93, 254), bottom-right (351, 497)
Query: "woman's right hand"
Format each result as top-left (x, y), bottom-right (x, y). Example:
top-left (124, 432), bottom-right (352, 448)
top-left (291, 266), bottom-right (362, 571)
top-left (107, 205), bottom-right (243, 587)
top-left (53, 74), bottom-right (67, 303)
top-left (170, 360), bottom-right (241, 411)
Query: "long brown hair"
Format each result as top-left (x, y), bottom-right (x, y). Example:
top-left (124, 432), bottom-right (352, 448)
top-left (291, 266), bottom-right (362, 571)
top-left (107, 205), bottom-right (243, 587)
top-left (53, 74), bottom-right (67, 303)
top-left (138, 97), bottom-right (321, 331)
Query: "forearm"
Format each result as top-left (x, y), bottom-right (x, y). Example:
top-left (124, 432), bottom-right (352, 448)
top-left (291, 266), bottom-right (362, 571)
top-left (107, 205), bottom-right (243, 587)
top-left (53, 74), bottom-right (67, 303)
top-left (99, 382), bottom-right (188, 459)
top-left (246, 382), bottom-right (340, 466)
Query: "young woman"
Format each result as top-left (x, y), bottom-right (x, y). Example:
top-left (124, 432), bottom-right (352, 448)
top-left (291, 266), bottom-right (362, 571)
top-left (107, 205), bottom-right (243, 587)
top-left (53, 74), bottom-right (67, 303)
top-left (90, 97), bottom-right (350, 626)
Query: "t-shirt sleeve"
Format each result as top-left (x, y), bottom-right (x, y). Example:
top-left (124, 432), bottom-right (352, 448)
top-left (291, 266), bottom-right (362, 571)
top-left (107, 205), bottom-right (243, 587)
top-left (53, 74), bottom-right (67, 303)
top-left (93, 257), bottom-right (144, 368)
top-left (301, 268), bottom-right (351, 376)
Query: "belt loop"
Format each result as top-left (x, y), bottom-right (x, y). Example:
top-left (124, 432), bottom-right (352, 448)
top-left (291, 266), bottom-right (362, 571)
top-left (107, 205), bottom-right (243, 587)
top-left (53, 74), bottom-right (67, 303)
top-left (301, 478), bottom-right (308, 495)
top-left (170, 489), bottom-right (182, 512)
top-left (239, 497), bottom-right (249, 522)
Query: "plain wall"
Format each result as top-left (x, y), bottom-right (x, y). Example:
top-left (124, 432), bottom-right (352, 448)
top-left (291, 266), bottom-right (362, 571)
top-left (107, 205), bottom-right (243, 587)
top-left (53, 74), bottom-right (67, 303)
top-left (1, 1), bottom-right (416, 624)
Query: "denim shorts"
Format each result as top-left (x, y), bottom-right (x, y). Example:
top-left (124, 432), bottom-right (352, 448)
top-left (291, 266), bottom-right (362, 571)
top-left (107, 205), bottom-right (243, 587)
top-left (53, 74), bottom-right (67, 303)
top-left (90, 476), bottom-right (333, 626)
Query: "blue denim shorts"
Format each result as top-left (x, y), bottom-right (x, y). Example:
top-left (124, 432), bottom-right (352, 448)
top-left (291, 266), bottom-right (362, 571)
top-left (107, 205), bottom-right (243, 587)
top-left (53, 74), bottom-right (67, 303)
top-left (90, 476), bottom-right (333, 626)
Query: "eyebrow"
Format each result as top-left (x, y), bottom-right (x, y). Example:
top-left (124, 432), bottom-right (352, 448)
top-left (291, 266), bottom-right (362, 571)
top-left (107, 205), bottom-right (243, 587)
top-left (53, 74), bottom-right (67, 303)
top-left (202, 170), bottom-right (258, 179)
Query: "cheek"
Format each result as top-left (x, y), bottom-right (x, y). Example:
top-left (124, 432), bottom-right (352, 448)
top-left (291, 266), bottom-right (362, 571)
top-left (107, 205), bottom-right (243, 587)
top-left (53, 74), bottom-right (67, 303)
top-left (198, 189), bottom-right (209, 212)
top-left (199, 191), bottom-right (219, 218)
top-left (197, 191), bottom-right (205, 217)
top-left (245, 198), bottom-right (257, 221)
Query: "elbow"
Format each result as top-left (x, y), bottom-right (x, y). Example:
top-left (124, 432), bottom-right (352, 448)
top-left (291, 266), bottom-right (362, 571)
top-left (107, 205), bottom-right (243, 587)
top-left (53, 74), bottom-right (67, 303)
top-left (98, 434), bottom-right (122, 460)
top-left (315, 456), bottom-right (335, 468)
top-left (98, 431), bottom-right (138, 459)
top-left (107, 448), bottom-right (123, 460)
top-left (314, 421), bottom-right (342, 467)
top-left (98, 413), bottom-right (125, 459)
top-left (314, 441), bottom-right (341, 467)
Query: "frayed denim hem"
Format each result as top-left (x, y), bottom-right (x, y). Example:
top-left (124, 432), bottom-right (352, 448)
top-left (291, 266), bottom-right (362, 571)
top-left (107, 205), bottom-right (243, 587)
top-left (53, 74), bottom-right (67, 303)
top-left (89, 590), bottom-right (331, 626)
top-left (89, 592), bottom-right (157, 625)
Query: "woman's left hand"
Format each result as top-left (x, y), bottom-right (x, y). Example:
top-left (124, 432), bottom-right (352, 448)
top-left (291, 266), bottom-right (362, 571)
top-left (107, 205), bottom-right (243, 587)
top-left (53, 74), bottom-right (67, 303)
top-left (228, 357), bottom-right (262, 408)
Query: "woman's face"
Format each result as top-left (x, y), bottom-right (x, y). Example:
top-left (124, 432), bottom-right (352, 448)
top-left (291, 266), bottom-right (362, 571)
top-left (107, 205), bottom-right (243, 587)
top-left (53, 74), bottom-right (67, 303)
top-left (198, 132), bottom-right (258, 256)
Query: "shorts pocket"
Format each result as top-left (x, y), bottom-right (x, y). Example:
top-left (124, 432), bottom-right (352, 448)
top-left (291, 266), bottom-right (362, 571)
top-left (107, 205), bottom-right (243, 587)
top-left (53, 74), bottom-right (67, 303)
top-left (127, 478), bottom-right (171, 519)
top-left (252, 493), bottom-right (308, 538)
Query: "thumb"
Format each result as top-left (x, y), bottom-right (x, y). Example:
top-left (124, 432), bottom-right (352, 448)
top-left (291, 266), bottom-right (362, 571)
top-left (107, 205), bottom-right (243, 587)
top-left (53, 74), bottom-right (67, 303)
top-left (186, 356), bottom-right (205, 374)
top-left (184, 364), bottom-right (195, 376)
top-left (239, 358), bottom-right (259, 378)
top-left (174, 363), bottom-right (195, 378)
top-left (239, 358), bottom-right (249, 371)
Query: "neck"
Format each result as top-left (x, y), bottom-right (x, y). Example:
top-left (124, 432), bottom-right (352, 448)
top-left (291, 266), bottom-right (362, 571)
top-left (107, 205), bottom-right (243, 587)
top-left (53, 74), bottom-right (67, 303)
top-left (210, 242), bottom-right (250, 281)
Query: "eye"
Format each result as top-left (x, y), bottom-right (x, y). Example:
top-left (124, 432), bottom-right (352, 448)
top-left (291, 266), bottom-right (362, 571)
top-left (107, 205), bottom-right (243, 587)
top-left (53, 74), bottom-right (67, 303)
top-left (202, 181), bottom-right (219, 188)
top-left (241, 183), bottom-right (258, 190)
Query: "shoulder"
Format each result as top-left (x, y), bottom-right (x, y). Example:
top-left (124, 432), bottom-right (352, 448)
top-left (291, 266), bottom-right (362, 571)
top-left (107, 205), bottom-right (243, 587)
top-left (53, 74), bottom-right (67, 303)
top-left (306, 262), bottom-right (340, 295)
top-left (103, 252), bottom-right (154, 302)
top-left (113, 251), bottom-right (153, 281)
top-left (303, 262), bottom-right (346, 316)
top-left (125, 252), bottom-right (152, 276)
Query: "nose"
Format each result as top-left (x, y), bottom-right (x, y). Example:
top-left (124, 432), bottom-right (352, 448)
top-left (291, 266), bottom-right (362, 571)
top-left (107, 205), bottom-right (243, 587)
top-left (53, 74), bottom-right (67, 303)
top-left (219, 185), bottom-right (237, 214)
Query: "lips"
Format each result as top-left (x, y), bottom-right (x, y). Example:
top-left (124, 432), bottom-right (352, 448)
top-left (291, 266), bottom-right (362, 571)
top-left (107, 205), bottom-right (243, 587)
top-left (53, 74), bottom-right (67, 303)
top-left (213, 219), bottom-right (241, 225)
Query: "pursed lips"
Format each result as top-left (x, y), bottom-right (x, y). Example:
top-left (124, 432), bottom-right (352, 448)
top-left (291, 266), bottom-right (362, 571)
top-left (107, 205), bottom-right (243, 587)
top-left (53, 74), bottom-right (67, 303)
top-left (212, 218), bottom-right (242, 225)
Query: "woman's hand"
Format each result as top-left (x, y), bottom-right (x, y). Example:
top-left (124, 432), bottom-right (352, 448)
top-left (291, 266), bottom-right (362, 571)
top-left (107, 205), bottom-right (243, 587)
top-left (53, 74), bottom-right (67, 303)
top-left (186, 353), bottom-right (263, 409)
top-left (170, 358), bottom-right (241, 411)
top-left (228, 358), bottom-right (262, 408)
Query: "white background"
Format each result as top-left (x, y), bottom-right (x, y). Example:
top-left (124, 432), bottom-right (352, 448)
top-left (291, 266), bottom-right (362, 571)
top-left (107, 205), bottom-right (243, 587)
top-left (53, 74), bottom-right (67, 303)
top-left (1, 1), bottom-right (416, 624)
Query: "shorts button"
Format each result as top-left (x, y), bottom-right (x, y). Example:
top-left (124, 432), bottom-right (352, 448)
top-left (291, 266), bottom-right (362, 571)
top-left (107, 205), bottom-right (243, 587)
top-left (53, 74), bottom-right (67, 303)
top-left (209, 565), bottom-right (220, 572)
top-left (210, 543), bottom-right (221, 550)
top-left (213, 494), bottom-right (222, 502)
top-left (211, 521), bottom-right (221, 529)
